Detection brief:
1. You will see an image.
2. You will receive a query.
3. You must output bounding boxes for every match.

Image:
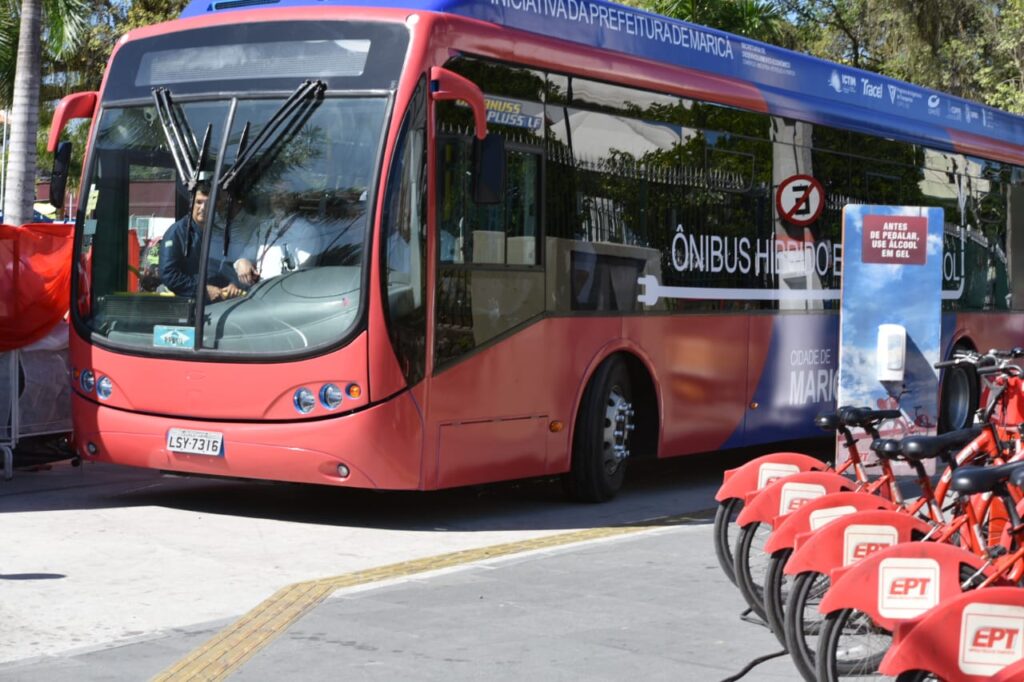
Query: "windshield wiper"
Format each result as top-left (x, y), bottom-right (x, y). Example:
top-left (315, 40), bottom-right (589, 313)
top-left (217, 79), bottom-right (326, 257)
top-left (219, 79), bottom-right (326, 195)
top-left (152, 87), bottom-right (212, 256)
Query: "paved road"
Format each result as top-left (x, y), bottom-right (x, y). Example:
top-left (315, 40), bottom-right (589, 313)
top-left (0, 446), bottom-right (825, 680)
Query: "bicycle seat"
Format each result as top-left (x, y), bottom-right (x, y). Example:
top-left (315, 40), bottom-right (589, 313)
top-left (869, 438), bottom-right (902, 460)
top-left (950, 459), bottom-right (1024, 496)
top-left (839, 407), bottom-right (902, 429)
top-left (900, 426), bottom-right (983, 461)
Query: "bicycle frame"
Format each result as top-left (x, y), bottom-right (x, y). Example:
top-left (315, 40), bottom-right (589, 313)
top-left (714, 415), bottom-right (883, 505)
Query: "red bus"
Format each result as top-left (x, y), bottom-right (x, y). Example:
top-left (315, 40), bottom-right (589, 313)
top-left (47, 0), bottom-right (1024, 501)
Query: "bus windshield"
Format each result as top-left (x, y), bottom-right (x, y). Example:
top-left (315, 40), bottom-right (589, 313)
top-left (79, 95), bottom-right (385, 355)
top-left (75, 22), bottom-right (407, 357)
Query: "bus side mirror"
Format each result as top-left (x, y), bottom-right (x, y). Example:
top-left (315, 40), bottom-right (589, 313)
top-left (473, 134), bottom-right (505, 205)
top-left (429, 67), bottom-right (487, 139)
top-left (49, 141), bottom-right (72, 210)
top-left (47, 91), bottom-right (97, 152)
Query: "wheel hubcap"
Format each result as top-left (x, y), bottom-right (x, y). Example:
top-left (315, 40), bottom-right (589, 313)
top-left (602, 387), bottom-right (634, 474)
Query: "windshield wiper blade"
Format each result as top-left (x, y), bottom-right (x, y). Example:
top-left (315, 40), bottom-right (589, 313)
top-left (218, 79), bottom-right (326, 257)
top-left (219, 79), bottom-right (326, 194)
top-left (152, 87), bottom-right (213, 256)
top-left (152, 88), bottom-right (194, 187)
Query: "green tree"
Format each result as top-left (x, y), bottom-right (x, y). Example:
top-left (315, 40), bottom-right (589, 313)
top-left (1, 0), bottom-right (87, 225)
top-left (2, 0), bottom-right (186, 224)
top-left (977, 0), bottom-right (1024, 112)
top-left (640, 0), bottom-right (786, 43)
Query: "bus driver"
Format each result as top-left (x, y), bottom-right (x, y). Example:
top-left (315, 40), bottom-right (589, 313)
top-left (159, 183), bottom-right (259, 301)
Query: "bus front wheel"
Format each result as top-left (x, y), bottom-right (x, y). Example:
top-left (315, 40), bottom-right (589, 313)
top-left (564, 355), bottom-right (634, 503)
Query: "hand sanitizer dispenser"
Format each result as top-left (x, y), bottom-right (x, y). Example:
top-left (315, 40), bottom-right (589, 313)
top-left (876, 324), bottom-right (907, 382)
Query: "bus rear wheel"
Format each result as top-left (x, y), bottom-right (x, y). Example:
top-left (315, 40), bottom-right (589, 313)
top-left (564, 356), bottom-right (634, 503)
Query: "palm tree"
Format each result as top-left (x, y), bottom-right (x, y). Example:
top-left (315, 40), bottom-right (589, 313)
top-left (0, 0), bottom-right (86, 226)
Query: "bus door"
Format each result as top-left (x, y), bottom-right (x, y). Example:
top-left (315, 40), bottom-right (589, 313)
top-left (429, 134), bottom-right (549, 488)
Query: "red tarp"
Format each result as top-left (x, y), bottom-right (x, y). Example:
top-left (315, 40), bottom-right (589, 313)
top-left (0, 223), bottom-right (73, 351)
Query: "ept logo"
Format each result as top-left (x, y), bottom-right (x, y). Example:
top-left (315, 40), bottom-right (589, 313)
top-left (973, 627), bottom-right (1019, 650)
top-left (778, 482), bottom-right (826, 516)
top-left (842, 524), bottom-right (899, 566)
top-left (888, 577), bottom-right (930, 596)
top-left (959, 603), bottom-right (1024, 676)
top-left (757, 462), bottom-right (800, 490)
top-left (852, 542), bottom-right (891, 559)
top-left (878, 558), bottom-right (939, 618)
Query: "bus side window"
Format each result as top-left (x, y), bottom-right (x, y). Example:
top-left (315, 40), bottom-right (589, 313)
top-left (382, 80), bottom-right (427, 386)
top-left (438, 135), bottom-right (540, 267)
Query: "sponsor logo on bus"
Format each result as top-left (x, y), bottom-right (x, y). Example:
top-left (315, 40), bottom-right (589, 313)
top-left (959, 603), bottom-right (1024, 676)
top-left (861, 78), bottom-right (883, 99)
top-left (828, 69), bottom-right (856, 94)
top-left (778, 482), bottom-right (826, 516)
top-left (878, 557), bottom-right (939, 618)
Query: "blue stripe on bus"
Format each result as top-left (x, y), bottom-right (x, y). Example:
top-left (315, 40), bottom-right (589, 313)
top-left (181, 0), bottom-right (1024, 154)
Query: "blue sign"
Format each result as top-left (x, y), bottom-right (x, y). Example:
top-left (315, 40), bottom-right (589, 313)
top-left (838, 205), bottom-right (944, 468)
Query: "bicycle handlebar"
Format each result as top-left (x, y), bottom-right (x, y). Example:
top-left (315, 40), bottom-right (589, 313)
top-left (935, 348), bottom-right (1023, 370)
top-left (978, 365), bottom-right (1022, 377)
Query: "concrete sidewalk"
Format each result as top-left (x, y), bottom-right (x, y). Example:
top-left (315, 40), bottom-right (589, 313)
top-left (0, 522), bottom-right (798, 681)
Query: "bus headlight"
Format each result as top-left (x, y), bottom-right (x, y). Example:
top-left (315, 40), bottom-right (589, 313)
top-left (319, 384), bottom-right (343, 410)
top-left (293, 388), bottom-right (316, 414)
top-left (96, 376), bottom-right (113, 400)
top-left (80, 369), bottom-right (96, 393)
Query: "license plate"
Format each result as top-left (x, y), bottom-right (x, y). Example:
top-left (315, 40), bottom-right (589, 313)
top-left (167, 428), bottom-right (224, 456)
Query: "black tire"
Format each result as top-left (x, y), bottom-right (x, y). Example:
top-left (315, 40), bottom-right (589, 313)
top-left (713, 498), bottom-right (743, 584)
top-left (895, 671), bottom-right (937, 682)
top-left (763, 547), bottom-right (793, 646)
top-left (939, 353), bottom-right (978, 432)
top-left (784, 570), bottom-right (830, 682)
top-left (733, 520), bottom-right (772, 622)
top-left (564, 356), bottom-right (633, 503)
top-left (816, 608), bottom-right (891, 681)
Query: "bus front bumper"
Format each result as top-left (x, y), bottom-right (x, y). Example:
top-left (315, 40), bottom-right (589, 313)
top-left (71, 391), bottom-right (425, 490)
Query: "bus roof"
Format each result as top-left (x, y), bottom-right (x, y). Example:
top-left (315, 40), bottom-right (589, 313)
top-left (180, 0), bottom-right (1024, 163)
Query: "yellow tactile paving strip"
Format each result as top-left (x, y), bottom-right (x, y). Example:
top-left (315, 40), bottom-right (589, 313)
top-left (154, 512), bottom-right (704, 681)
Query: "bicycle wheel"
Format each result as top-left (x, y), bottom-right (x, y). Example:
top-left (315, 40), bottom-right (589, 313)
top-left (816, 608), bottom-right (891, 681)
top-left (763, 547), bottom-right (793, 645)
top-left (713, 497), bottom-right (743, 584)
top-left (784, 570), bottom-right (830, 682)
top-left (733, 520), bottom-right (772, 622)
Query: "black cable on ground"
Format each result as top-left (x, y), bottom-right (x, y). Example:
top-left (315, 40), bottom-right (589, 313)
top-left (738, 607), bottom-right (768, 628)
top-left (717, 649), bottom-right (788, 682)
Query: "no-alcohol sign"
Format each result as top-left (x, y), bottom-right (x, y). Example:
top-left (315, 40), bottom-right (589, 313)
top-left (776, 174), bottom-right (825, 227)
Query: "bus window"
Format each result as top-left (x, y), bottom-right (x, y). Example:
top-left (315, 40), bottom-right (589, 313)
top-left (437, 137), bottom-right (541, 267)
top-left (381, 79), bottom-right (427, 386)
top-left (435, 133), bottom-right (544, 367)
